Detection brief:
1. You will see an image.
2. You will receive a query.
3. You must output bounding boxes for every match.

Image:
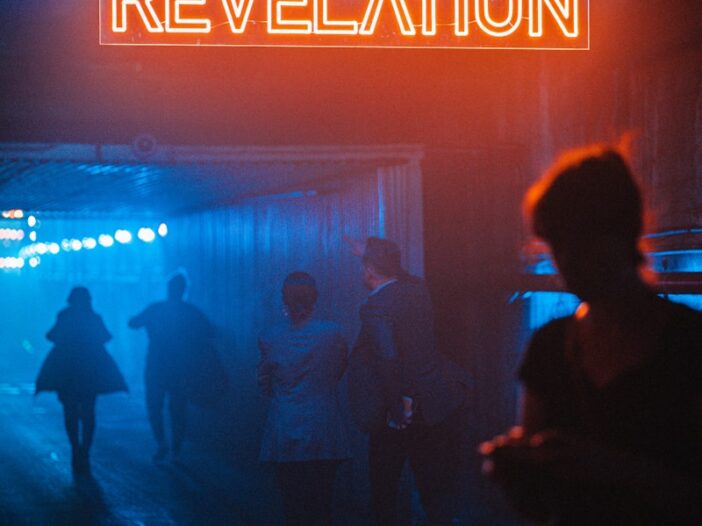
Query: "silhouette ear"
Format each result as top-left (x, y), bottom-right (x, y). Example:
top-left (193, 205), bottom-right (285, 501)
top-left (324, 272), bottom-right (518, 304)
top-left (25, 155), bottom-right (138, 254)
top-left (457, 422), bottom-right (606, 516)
top-left (343, 235), bottom-right (365, 257)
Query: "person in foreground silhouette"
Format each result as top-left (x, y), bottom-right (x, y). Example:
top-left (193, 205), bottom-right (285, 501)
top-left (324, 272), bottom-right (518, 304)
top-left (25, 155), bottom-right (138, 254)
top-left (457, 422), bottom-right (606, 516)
top-left (258, 272), bottom-right (350, 526)
top-left (346, 237), bottom-right (468, 526)
top-left (36, 287), bottom-right (127, 474)
top-left (129, 272), bottom-right (214, 463)
top-left (480, 145), bottom-right (702, 524)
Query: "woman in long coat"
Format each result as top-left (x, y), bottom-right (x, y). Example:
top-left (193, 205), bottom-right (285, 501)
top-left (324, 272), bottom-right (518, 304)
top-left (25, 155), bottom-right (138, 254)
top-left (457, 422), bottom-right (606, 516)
top-left (258, 272), bottom-right (350, 526)
top-left (36, 287), bottom-right (127, 474)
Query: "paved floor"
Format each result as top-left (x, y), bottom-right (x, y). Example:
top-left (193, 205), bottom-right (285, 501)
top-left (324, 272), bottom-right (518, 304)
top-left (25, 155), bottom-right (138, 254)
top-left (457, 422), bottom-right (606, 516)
top-left (0, 382), bottom-right (291, 526)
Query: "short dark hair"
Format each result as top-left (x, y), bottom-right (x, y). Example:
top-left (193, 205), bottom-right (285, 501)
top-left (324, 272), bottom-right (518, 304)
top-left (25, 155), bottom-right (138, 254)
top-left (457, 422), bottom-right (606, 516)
top-left (362, 237), bottom-right (402, 278)
top-left (67, 286), bottom-right (91, 306)
top-left (283, 271), bottom-right (318, 320)
top-left (525, 145), bottom-right (643, 258)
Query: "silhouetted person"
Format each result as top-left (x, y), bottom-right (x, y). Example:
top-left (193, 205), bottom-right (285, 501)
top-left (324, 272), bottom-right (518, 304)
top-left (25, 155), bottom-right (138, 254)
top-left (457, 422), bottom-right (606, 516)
top-left (481, 145), bottom-right (702, 524)
top-left (347, 237), bottom-right (467, 526)
top-left (257, 272), bottom-right (350, 526)
top-left (36, 287), bottom-right (127, 474)
top-left (129, 273), bottom-right (213, 462)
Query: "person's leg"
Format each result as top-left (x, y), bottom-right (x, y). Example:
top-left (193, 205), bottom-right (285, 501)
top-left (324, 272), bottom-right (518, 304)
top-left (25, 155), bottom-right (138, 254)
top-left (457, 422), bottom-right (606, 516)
top-left (145, 372), bottom-right (168, 460)
top-left (407, 409), bottom-right (463, 525)
top-left (79, 395), bottom-right (97, 453)
top-left (369, 427), bottom-right (409, 526)
top-left (168, 387), bottom-right (188, 458)
top-left (61, 396), bottom-right (80, 469)
top-left (275, 462), bottom-right (307, 526)
top-left (310, 460), bottom-right (340, 526)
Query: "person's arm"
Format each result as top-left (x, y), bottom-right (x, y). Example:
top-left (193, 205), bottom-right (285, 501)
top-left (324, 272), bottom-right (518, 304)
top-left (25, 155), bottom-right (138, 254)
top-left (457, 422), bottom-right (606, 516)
top-left (96, 315), bottom-right (112, 344)
top-left (520, 387), bottom-right (550, 436)
top-left (128, 306), bottom-right (150, 329)
top-left (362, 302), bottom-right (406, 427)
top-left (46, 314), bottom-right (62, 343)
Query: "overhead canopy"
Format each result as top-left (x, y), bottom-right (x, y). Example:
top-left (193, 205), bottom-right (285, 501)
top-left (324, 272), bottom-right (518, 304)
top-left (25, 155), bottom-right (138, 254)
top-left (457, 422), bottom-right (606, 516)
top-left (0, 142), bottom-right (423, 216)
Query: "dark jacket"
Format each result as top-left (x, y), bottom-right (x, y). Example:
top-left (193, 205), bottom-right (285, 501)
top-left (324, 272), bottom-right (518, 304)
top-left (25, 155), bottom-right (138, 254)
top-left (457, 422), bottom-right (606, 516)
top-left (348, 277), bottom-right (466, 432)
top-left (36, 306), bottom-right (127, 397)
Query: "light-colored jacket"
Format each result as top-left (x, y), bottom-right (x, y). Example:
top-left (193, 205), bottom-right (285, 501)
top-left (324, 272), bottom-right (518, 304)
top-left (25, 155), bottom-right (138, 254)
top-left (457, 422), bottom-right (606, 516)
top-left (258, 319), bottom-right (350, 462)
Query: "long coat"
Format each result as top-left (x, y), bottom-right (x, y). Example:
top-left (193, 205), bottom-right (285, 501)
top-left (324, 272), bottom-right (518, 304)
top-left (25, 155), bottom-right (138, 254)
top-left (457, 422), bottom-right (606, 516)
top-left (258, 319), bottom-right (350, 462)
top-left (36, 306), bottom-right (127, 399)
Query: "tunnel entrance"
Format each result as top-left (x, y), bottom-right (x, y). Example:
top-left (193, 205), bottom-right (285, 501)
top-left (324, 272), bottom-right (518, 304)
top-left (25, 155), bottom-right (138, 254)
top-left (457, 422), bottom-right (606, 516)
top-left (0, 141), bottom-right (425, 522)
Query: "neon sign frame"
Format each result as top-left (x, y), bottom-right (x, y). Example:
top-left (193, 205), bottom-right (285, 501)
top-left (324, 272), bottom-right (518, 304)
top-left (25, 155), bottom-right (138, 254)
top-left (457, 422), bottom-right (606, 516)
top-left (100, 0), bottom-right (590, 50)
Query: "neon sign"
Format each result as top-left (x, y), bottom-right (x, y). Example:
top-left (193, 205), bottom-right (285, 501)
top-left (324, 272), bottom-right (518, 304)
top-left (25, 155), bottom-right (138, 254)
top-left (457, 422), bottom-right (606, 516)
top-left (100, 0), bottom-right (589, 49)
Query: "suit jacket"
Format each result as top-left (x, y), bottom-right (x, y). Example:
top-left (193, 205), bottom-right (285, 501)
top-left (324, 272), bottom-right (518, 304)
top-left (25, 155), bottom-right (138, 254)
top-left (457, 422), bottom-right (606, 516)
top-left (258, 319), bottom-right (351, 462)
top-left (348, 277), bottom-right (467, 432)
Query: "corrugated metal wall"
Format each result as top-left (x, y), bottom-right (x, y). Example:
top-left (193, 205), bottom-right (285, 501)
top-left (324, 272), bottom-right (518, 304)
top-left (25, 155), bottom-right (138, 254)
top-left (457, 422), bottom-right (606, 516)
top-left (162, 158), bottom-right (424, 512)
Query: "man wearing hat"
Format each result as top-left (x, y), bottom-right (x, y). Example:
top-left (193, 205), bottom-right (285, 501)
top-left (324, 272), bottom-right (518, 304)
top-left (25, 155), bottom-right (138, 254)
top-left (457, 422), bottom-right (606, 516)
top-left (347, 237), bottom-right (467, 526)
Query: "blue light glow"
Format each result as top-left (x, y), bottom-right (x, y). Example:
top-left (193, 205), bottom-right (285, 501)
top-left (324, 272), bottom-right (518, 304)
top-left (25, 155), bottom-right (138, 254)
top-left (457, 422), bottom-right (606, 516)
top-left (648, 250), bottom-right (702, 273)
top-left (83, 237), bottom-right (97, 250)
top-left (524, 291), bottom-right (580, 331)
top-left (137, 228), bottom-right (156, 243)
top-left (114, 230), bottom-right (132, 244)
top-left (98, 234), bottom-right (114, 248)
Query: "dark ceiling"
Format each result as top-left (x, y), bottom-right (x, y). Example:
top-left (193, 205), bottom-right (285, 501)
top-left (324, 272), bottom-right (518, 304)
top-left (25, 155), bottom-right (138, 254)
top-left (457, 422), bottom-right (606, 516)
top-left (0, 143), bottom-right (420, 215)
top-left (1, 1), bottom-right (700, 148)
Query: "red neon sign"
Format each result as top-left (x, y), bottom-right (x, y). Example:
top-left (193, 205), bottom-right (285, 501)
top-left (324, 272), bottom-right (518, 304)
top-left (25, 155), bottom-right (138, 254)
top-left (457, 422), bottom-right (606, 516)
top-left (100, 0), bottom-right (589, 49)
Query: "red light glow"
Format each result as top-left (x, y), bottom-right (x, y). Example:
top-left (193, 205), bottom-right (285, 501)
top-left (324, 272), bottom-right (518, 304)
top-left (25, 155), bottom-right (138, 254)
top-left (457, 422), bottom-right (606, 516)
top-left (100, 0), bottom-right (589, 49)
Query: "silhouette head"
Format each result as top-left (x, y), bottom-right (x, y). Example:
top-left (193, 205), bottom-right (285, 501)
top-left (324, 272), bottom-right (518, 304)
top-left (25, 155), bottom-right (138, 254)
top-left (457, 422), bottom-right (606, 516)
top-left (67, 286), bottom-right (92, 308)
top-left (362, 237), bottom-right (402, 290)
top-left (524, 145), bottom-right (645, 301)
top-left (168, 273), bottom-right (188, 300)
top-left (283, 272), bottom-right (318, 324)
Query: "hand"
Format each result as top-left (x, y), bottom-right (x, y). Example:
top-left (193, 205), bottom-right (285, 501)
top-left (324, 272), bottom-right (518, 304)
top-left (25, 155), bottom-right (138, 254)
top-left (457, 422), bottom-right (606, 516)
top-left (478, 427), bottom-right (555, 521)
top-left (343, 235), bottom-right (366, 257)
top-left (387, 398), bottom-right (413, 429)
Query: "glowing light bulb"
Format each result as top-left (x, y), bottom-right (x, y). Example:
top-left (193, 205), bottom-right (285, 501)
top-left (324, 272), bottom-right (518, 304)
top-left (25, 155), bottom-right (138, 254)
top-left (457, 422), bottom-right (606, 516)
top-left (158, 223), bottom-right (168, 237)
top-left (83, 237), bottom-right (97, 250)
top-left (99, 234), bottom-right (114, 248)
top-left (29, 231), bottom-right (37, 242)
top-left (29, 257), bottom-right (40, 268)
top-left (115, 230), bottom-right (132, 244)
top-left (27, 216), bottom-right (37, 228)
top-left (49, 243), bottom-right (60, 255)
top-left (138, 227), bottom-right (156, 243)
top-left (70, 239), bottom-right (82, 251)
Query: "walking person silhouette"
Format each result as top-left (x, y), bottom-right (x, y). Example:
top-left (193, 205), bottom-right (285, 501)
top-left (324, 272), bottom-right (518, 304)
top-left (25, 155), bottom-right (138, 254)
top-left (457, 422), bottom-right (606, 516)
top-left (129, 273), bottom-right (214, 463)
top-left (36, 286), bottom-right (127, 475)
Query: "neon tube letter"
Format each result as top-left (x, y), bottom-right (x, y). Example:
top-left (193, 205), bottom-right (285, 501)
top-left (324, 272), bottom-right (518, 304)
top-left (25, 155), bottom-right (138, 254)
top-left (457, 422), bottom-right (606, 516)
top-left (314, 0), bottom-right (358, 34)
top-left (112, 0), bottom-right (164, 32)
top-left (454, 0), bottom-right (468, 35)
top-left (359, 0), bottom-right (416, 35)
top-left (165, 0), bottom-right (212, 32)
top-left (221, 0), bottom-right (255, 33)
top-left (529, 0), bottom-right (579, 38)
top-left (422, 0), bottom-right (436, 35)
top-left (268, 0), bottom-right (313, 33)
top-left (474, 0), bottom-right (522, 37)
